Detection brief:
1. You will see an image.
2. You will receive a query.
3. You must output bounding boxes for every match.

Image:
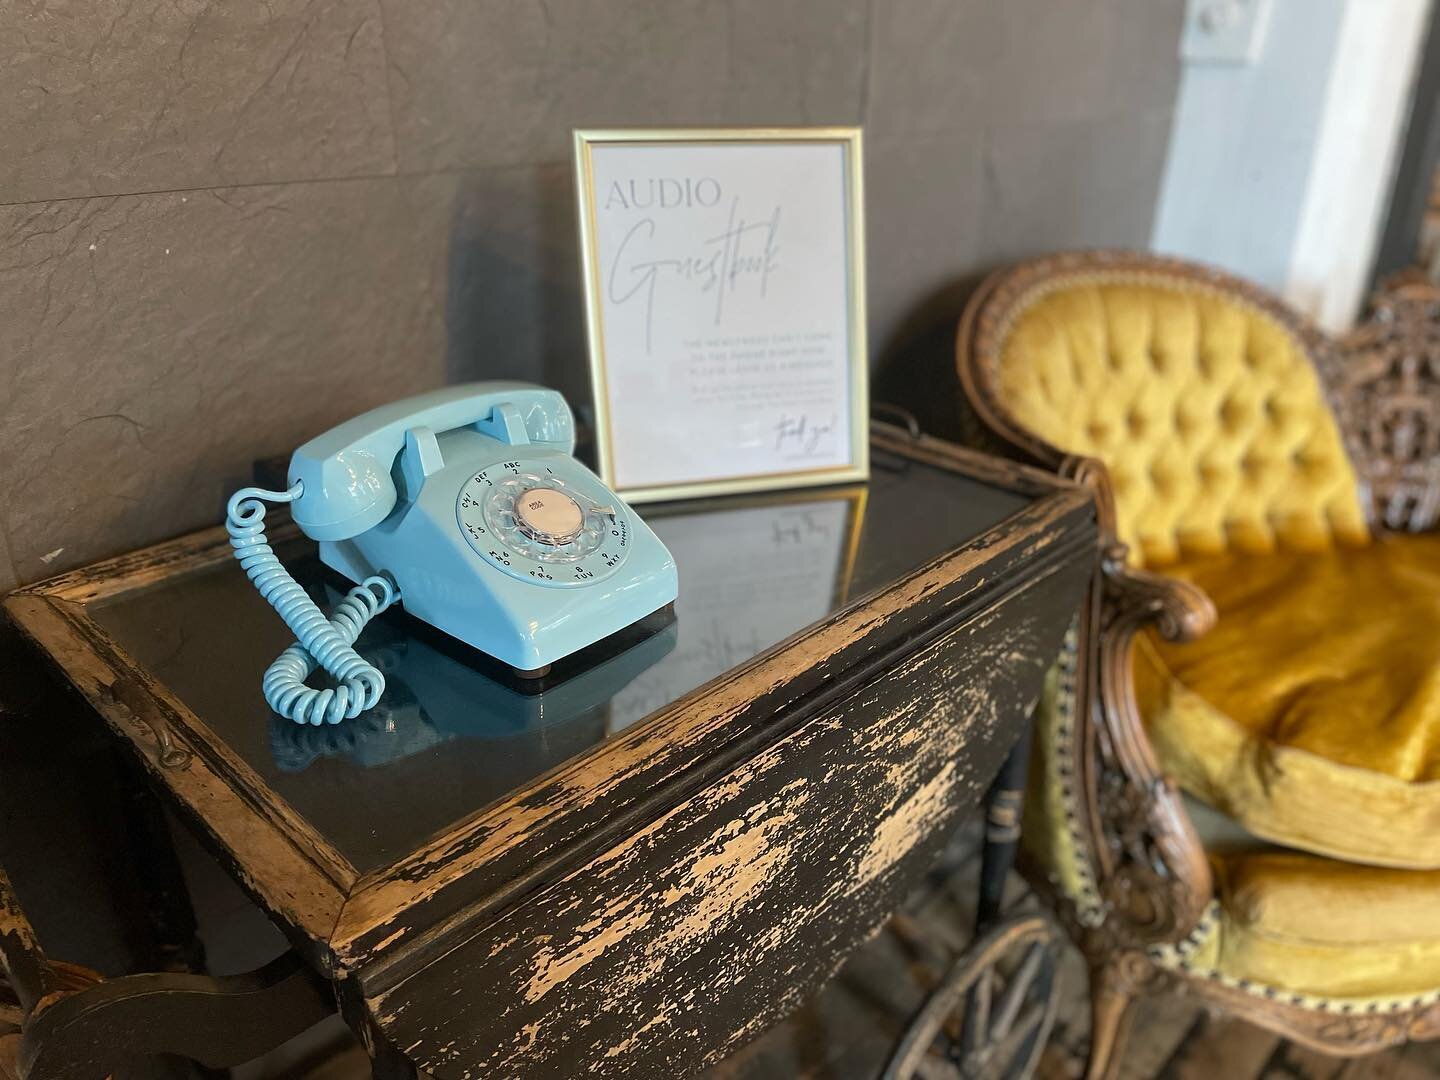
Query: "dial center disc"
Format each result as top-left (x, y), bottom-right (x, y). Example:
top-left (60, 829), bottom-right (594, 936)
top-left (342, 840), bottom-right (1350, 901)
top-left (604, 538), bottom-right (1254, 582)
top-left (514, 487), bottom-right (584, 545)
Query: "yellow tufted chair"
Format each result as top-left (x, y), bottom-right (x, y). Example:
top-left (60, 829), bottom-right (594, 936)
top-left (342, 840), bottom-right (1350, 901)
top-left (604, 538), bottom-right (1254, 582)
top-left (956, 252), bottom-right (1440, 1077)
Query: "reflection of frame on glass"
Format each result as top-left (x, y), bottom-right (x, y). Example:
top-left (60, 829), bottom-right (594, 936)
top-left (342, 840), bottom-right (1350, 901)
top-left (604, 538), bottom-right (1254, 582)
top-left (776, 484), bottom-right (867, 608)
top-left (603, 484), bottom-right (868, 736)
top-left (574, 127), bottom-right (868, 503)
top-left (647, 484), bottom-right (868, 606)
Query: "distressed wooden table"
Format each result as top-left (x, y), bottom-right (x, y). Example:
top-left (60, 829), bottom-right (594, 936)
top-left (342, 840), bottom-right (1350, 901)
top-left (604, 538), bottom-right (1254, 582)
top-left (1, 426), bottom-right (1096, 1079)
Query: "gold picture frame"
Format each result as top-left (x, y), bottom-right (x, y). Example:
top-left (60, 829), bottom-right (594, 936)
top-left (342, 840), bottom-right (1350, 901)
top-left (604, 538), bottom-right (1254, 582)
top-left (574, 127), bottom-right (868, 503)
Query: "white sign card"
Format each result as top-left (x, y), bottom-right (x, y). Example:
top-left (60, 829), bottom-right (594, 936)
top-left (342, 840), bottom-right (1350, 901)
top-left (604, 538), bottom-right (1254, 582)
top-left (575, 129), bottom-right (868, 502)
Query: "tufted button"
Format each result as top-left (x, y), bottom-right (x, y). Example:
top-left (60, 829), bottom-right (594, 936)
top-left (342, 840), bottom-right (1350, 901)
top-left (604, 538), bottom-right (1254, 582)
top-left (1127, 410), bottom-right (1146, 438)
top-left (1240, 454), bottom-right (1269, 481)
top-left (1221, 398), bottom-right (1247, 430)
top-left (1087, 421), bottom-right (1108, 444)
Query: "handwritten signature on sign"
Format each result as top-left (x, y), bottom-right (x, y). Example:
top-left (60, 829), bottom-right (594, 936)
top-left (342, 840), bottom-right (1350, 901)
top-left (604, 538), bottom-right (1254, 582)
top-left (607, 197), bottom-right (781, 354)
top-left (774, 413), bottom-right (838, 457)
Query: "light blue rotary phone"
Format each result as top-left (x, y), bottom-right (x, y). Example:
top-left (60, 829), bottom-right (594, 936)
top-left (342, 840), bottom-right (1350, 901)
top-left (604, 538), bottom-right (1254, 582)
top-left (226, 383), bottom-right (678, 726)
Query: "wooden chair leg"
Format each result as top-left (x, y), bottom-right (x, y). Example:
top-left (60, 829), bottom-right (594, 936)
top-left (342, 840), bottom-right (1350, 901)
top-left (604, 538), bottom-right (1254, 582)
top-left (1086, 960), bottom-right (1137, 1080)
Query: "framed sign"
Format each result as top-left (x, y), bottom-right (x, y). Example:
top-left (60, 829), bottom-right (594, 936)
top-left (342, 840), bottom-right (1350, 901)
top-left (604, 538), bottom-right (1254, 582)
top-left (574, 127), bottom-right (867, 502)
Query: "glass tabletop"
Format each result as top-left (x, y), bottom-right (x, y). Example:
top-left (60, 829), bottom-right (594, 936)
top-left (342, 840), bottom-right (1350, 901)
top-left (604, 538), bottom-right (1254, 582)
top-left (91, 449), bottom-right (1029, 873)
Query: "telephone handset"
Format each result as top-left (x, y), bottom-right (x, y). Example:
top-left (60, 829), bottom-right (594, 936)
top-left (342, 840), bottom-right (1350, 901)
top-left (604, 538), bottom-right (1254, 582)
top-left (226, 383), bottom-right (678, 725)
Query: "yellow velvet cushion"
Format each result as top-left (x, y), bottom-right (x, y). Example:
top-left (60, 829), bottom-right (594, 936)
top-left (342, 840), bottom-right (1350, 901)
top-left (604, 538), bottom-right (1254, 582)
top-left (995, 279), bottom-right (1370, 567)
top-left (1189, 850), bottom-right (1440, 999)
top-left (1137, 532), bottom-right (1440, 868)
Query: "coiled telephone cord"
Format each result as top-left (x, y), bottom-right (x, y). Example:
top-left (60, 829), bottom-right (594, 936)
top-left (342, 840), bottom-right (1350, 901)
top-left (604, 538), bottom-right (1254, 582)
top-left (226, 484), bottom-right (398, 725)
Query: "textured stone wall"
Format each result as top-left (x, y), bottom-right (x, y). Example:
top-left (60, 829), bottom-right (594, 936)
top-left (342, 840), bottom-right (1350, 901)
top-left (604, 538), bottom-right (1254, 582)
top-left (0, 0), bottom-right (1184, 589)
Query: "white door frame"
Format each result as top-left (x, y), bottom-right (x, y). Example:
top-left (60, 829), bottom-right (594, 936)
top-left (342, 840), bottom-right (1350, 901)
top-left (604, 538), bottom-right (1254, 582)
top-left (1285, 0), bottom-right (1432, 331)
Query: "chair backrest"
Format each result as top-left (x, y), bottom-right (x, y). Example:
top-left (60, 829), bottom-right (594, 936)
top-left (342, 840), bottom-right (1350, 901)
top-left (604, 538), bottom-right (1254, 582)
top-left (959, 252), bottom-right (1371, 569)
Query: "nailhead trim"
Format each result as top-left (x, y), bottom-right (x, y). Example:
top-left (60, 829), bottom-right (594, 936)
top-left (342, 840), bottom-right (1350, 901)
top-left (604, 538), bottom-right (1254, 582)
top-left (1044, 622), bottom-right (1104, 924)
top-left (1149, 904), bottom-right (1440, 1015)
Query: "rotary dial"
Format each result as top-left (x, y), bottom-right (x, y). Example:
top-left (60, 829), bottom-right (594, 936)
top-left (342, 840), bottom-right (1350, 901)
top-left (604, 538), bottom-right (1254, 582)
top-left (456, 461), bottom-right (631, 587)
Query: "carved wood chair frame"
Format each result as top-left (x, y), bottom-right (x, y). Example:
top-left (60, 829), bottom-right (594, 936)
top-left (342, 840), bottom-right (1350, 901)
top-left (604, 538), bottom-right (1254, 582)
top-left (954, 250), bottom-right (1440, 1078)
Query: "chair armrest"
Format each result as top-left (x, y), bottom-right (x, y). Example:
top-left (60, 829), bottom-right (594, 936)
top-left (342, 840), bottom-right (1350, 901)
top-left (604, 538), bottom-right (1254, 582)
top-left (1337, 270), bottom-right (1440, 533)
top-left (1058, 457), bottom-right (1217, 951)
top-left (1104, 560), bottom-right (1215, 645)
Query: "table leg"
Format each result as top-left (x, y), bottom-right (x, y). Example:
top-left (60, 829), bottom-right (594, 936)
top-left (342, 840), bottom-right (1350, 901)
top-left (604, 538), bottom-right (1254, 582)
top-left (110, 753), bottom-right (207, 975)
top-left (369, 1045), bottom-right (420, 1080)
top-left (974, 724), bottom-right (1033, 935)
top-left (962, 724), bottom-right (1034, 1062)
top-left (335, 980), bottom-right (420, 1079)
